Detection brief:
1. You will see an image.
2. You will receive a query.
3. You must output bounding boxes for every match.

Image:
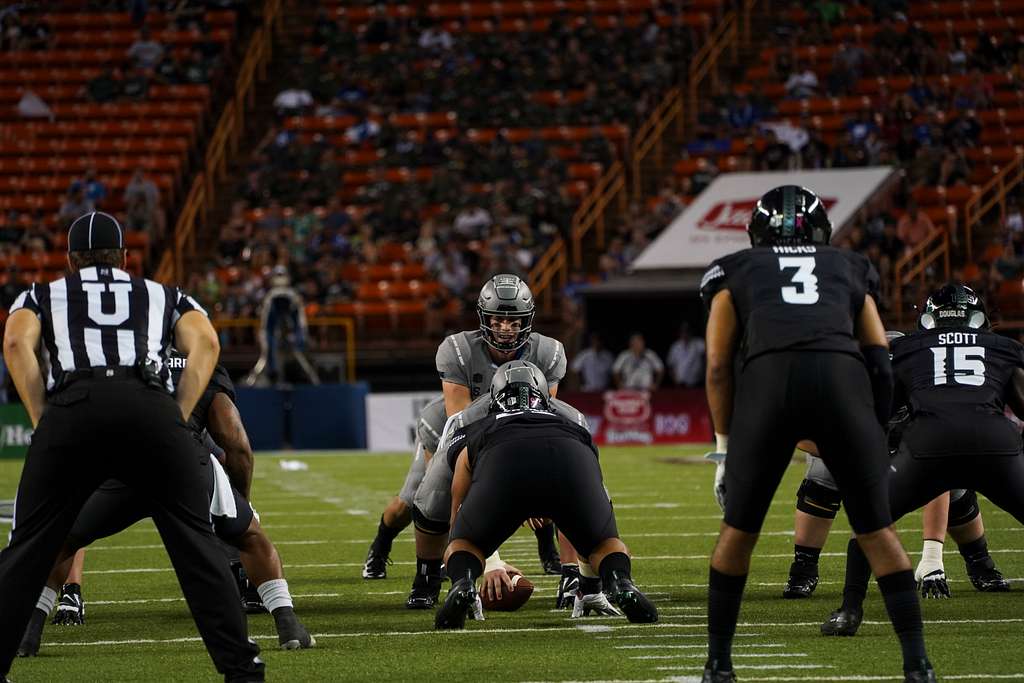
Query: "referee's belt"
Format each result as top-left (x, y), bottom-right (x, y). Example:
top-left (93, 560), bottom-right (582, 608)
top-left (64, 367), bottom-right (138, 382)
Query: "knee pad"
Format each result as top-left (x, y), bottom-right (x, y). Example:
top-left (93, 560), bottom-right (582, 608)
top-left (947, 489), bottom-right (980, 527)
top-left (796, 479), bottom-right (842, 519)
top-left (411, 504), bottom-right (449, 536)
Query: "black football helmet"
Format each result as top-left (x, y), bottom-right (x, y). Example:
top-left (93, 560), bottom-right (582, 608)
top-left (918, 283), bottom-right (989, 330)
top-left (748, 185), bottom-right (832, 247)
top-left (477, 274), bottom-right (535, 352)
top-left (489, 360), bottom-right (550, 413)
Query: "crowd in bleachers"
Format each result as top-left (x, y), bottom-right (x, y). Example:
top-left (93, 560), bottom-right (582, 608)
top-left (0, 1), bottom-right (244, 308)
top-left (206, 0), bottom-right (721, 333)
top-left (609, 0), bottom-right (1024, 320)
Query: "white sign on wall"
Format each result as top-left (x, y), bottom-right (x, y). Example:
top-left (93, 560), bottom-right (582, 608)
top-left (631, 167), bottom-right (895, 270)
top-left (366, 392), bottom-right (441, 452)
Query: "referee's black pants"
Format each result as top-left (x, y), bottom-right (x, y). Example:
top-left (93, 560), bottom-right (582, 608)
top-left (0, 378), bottom-right (264, 681)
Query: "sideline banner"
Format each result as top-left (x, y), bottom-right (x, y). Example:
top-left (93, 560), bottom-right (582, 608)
top-left (558, 389), bottom-right (712, 445)
top-left (631, 167), bottom-right (895, 270)
top-left (366, 391), bottom-right (441, 452)
top-left (0, 403), bottom-right (32, 459)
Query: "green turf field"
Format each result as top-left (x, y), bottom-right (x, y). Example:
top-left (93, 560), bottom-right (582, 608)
top-left (1, 445), bottom-right (1022, 682)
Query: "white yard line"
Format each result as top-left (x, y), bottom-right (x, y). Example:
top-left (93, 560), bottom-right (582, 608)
top-left (631, 653), bottom-right (809, 660)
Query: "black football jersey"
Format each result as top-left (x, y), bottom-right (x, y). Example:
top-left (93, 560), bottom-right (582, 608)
top-left (446, 410), bottom-right (597, 470)
top-left (167, 355), bottom-right (236, 436)
top-left (700, 246), bottom-right (879, 366)
top-left (891, 327), bottom-right (1024, 457)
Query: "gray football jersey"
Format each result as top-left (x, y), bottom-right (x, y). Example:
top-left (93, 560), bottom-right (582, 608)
top-left (415, 396), bottom-right (447, 454)
top-left (435, 330), bottom-right (566, 402)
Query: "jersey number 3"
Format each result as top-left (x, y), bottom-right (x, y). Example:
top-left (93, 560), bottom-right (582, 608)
top-left (778, 257), bottom-right (819, 305)
top-left (931, 346), bottom-right (985, 386)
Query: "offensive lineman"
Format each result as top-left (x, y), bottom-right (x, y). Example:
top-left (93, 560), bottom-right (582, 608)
top-left (822, 283), bottom-right (1024, 636)
top-left (405, 275), bottom-right (569, 609)
top-left (434, 361), bottom-right (658, 628)
top-left (700, 186), bottom-right (933, 682)
top-left (16, 354), bottom-right (314, 655)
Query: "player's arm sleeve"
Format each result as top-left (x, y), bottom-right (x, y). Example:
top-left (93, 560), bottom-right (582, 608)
top-left (444, 426), bottom-right (470, 471)
top-left (541, 338), bottom-right (567, 390)
top-left (436, 336), bottom-right (470, 387)
top-left (170, 286), bottom-right (208, 326)
top-left (699, 258), bottom-right (728, 314)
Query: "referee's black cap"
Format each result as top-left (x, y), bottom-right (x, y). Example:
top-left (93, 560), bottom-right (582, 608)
top-left (67, 211), bottom-right (124, 253)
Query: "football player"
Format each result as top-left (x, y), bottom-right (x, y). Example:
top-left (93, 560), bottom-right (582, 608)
top-left (700, 186), bottom-right (933, 683)
top-left (822, 284), bottom-right (1024, 637)
top-left (427, 365), bottom-right (622, 619)
top-left (17, 358), bottom-right (314, 656)
top-left (434, 361), bottom-right (658, 629)
top-left (404, 275), bottom-right (569, 610)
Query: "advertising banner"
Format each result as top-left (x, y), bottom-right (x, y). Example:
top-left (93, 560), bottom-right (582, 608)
top-left (631, 167), bottom-right (895, 270)
top-left (366, 391), bottom-right (442, 452)
top-left (558, 389), bottom-right (712, 445)
top-left (0, 403), bottom-right (32, 459)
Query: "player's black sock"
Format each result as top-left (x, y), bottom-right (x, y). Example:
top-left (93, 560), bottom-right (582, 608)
top-left (958, 535), bottom-right (994, 568)
top-left (841, 538), bottom-right (870, 611)
top-left (793, 544), bottom-right (821, 569)
top-left (877, 570), bottom-right (928, 670)
top-left (445, 551), bottom-right (482, 583)
top-left (535, 523), bottom-right (557, 555)
top-left (414, 557), bottom-right (444, 585)
top-left (598, 552), bottom-right (632, 591)
top-left (707, 566), bottom-right (747, 672)
top-left (373, 516), bottom-right (401, 554)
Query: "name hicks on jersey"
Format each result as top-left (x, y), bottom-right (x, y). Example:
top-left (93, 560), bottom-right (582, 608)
top-left (772, 246), bottom-right (817, 254)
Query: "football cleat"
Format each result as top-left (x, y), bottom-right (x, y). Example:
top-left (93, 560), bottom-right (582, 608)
top-left (783, 565), bottom-right (819, 599)
top-left (605, 571), bottom-right (658, 623)
top-left (821, 605), bottom-right (863, 636)
top-left (272, 607), bottom-right (316, 650)
top-left (51, 583), bottom-right (84, 625)
top-left (362, 547), bottom-right (391, 580)
top-left (918, 569), bottom-right (951, 599)
top-left (231, 561), bottom-right (266, 614)
top-left (16, 608), bottom-right (46, 657)
top-left (405, 575), bottom-right (444, 610)
top-left (434, 575), bottom-right (478, 630)
top-left (571, 591), bottom-right (622, 618)
top-left (540, 552), bottom-right (562, 576)
top-left (701, 659), bottom-right (737, 683)
top-left (470, 594), bottom-right (485, 621)
top-left (967, 563), bottom-right (1011, 592)
top-left (903, 658), bottom-right (937, 682)
top-left (555, 566), bottom-right (580, 609)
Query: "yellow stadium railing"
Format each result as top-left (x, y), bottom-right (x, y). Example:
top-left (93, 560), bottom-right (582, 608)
top-left (528, 236), bottom-right (568, 316)
top-left (630, 87), bottom-right (684, 201)
top-left (688, 10), bottom-right (737, 128)
top-left (156, 0), bottom-right (283, 285)
top-left (570, 161), bottom-right (627, 269)
top-left (212, 315), bottom-right (356, 383)
top-left (892, 212), bottom-right (953, 327)
top-left (964, 152), bottom-right (1024, 264)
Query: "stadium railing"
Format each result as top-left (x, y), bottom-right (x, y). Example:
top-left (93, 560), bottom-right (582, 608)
top-left (964, 154), bottom-right (1024, 264)
top-left (631, 87), bottom-right (684, 201)
top-left (569, 160), bottom-right (627, 269)
top-left (687, 9), bottom-right (738, 129)
top-left (212, 316), bottom-right (356, 383)
top-left (528, 235), bottom-right (567, 316)
top-left (892, 218), bottom-right (953, 327)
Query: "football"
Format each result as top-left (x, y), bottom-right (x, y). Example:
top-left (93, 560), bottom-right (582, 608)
top-left (480, 574), bottom-right (534, 612)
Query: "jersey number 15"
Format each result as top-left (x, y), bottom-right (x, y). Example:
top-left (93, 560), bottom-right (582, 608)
top-left (931, 346), bottom-right (985, 386)
top-left (778, 256), bottom-right (819, 305)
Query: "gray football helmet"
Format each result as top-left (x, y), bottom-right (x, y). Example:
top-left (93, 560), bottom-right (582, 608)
top-left (477, 274), bottom-right (535, 351)
top-left (489, 360), bottom-right (550, 413)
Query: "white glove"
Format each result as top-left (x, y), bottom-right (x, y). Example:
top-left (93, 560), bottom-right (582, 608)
top-left (571, 592), bottom-right (622, 618)
top-left (705, 433), bottom-right (728, 511)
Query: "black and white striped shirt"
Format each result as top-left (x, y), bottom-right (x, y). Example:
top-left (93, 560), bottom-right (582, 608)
top-left (8, 266), bottom-right (206, 392)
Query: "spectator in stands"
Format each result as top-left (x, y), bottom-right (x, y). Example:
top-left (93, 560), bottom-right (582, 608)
top-left (418, 20), bottom-right (454, 52)
top-left (122, 65), bottom-right (150, 101)
top-left (437, 251), bottom-right (470, 298)
top-left (571, 332), bottom-right (615, 393)
top-left (598, 237), bottom-right (628, 280)
top-left (58, 184), bottom-right (94, 227)
top-left (16, 89), bottom-right (52, 120)
top-left (784, 60), bottom-right (819, 99)
top-left (757, 130), bottom-right (793, 170)
top-left (897, 199), bottom-right (936, 251)
top-left (727, 92), bottom-right (762, 131)
top-left (128, 27), bottom-right (165, 71)
top-left (181, 48), bottom-right (211, 84)
top-left (273, 80), bottom-right (314, 118)
top-left (666, 322), bottom-right (705, 388)
top-left (86, 68), bottom-right (122, 103)
top-left (81, 165), bottom-right (107, 207)
top-left (1005, 197), bottom-right (1024, 237)
top-left (453, 201), bottom-right (492, 239)
top-left (124, 168), bottom-right (163, 240)
top-left (613, 333), bottom-right (664, 391)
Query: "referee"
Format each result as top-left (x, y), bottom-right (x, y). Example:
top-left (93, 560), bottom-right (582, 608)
top-left (0, 212), bottom-right (264, 682)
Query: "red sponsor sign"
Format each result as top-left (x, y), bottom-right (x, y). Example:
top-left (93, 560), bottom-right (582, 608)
top-left (560, 389), bottom-right (712, 445)
top-left (697, 197), bottom-right (838, 232)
